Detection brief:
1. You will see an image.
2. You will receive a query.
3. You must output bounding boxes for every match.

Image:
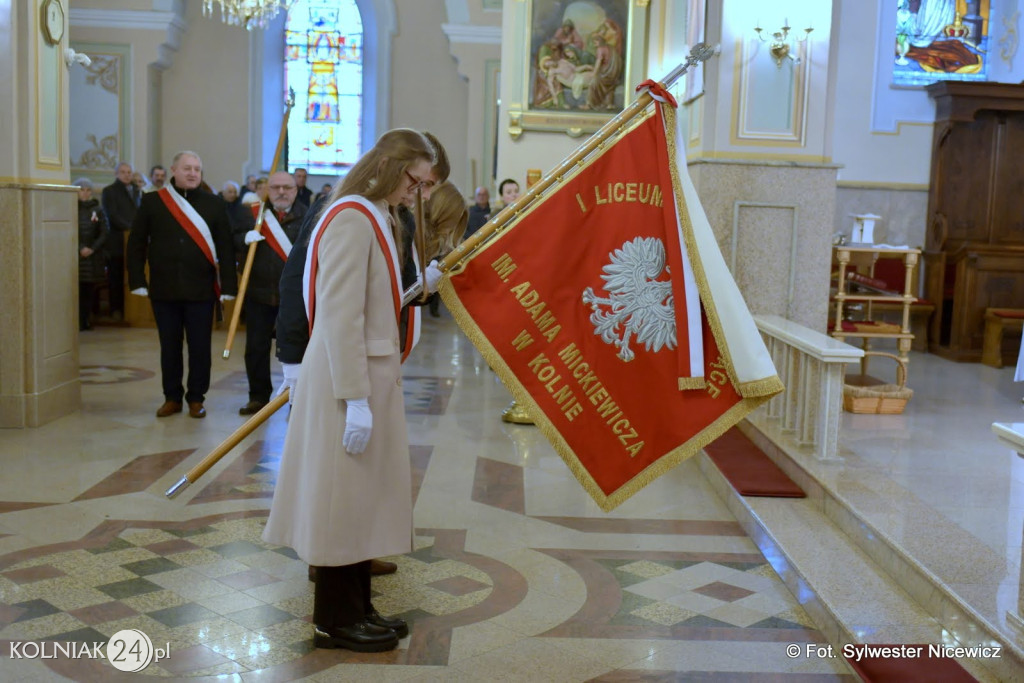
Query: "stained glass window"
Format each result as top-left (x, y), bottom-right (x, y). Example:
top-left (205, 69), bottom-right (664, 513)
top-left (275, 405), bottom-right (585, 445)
top-left (892, 0), bottom-right (989, 86)
top-left (285, 0), bottom-right (363, 174)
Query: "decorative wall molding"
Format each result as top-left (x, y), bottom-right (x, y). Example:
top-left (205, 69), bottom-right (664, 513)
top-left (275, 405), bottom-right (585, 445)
top-left (1000, 11), bottom-right (1020, 68)
top-left (73, 134), bottom-right (119, 170)
top-left (732, 38), bottom-right (809, 145)
top-left (69, 3), bottom-right (186, 71)
top-left (442, 23), bottom-right (502, 44)
top-left (70, 43), bottom-right (131, 179)
top-left (482, 58), bottom-right (501, 188)
top-left (732, 201), bottom-right (799, 318)
top-left (444, 0), bottom-right (470, 24)
top-left (82, 55), bottom-right (119, 93)
top-left (69, 8), bottom-right (182, 31)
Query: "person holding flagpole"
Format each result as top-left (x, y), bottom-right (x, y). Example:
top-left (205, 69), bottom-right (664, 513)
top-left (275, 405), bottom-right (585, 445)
top-left (126, 150), bottom-right (238, 419)
top-left (234, 171), bottom-right (307, 416)
top-left (273, 134), bottom-right (453, 582)
top-left (262, 129), bottom-right (435, 652)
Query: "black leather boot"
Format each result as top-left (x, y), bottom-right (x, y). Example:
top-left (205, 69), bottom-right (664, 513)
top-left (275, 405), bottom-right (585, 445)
top-left (366, 607), bottom-right (408, 638)
top-left (313, 622), bottom-right (398, 652)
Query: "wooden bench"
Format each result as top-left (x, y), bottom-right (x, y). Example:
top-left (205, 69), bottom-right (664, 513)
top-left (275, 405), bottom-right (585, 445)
top-left (982, 308), bottom-right (1024, 368)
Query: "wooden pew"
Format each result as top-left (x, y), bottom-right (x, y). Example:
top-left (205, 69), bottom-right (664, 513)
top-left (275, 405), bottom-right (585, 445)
top-left (981, 308), bottom-right (1024, 368)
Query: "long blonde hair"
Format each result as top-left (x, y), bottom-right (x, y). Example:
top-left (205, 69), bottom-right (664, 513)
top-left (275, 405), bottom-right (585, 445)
top-left (333, 128), bottom-right (434, 204)
top-left (322, 129), bottom-right (434, 264)
top-left (424, 182), bottom-right (468, 259)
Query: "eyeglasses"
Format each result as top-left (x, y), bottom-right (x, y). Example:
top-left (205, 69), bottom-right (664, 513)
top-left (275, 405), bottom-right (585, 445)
top-left (268, 184), bottom-right (296, 192)
top-left (404, 170), bottom-right (435, 192)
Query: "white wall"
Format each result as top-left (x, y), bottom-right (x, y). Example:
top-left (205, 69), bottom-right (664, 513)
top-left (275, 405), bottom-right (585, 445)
top-left (391, 0), bottom-right (470, 192)
top-left (160, 1), bottom-right (250, 189)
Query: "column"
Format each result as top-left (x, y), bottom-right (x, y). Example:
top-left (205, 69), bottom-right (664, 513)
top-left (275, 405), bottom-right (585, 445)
top-left (0, 0), bottom-right (80, 427)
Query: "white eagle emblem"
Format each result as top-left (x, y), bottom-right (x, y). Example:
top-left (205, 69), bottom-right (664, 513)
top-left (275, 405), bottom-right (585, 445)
top-left (581, 237), bottom-right (677, 362)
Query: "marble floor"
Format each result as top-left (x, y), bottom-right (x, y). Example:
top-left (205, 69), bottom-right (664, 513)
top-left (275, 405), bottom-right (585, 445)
top-left (0, 311), bottom-right (1018, 681)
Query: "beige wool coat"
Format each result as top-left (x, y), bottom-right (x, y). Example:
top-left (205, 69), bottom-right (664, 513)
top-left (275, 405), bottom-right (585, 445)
top-left (262, 200), bottom-right (413, 567)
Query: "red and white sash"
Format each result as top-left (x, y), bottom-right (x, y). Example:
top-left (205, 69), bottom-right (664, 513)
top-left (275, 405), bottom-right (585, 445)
top-left (303, 195), bottom-right (420, 362)
top-left (157, 185), bottom-right (220, 296)
top-left (251, 203), bottom-right (293, 261)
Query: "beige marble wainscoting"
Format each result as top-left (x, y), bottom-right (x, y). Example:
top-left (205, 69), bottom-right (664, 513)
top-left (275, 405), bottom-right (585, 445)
top-left (0, 183), bottom-right (81, 428)
top-left (834, 185), bottom-right (929, 249)
top-left (688, 160), bottom-right (840, 332)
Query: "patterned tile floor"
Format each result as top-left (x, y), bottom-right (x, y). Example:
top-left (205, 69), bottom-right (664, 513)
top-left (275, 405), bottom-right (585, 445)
top-left (0, 316), bottom-right (854, 681)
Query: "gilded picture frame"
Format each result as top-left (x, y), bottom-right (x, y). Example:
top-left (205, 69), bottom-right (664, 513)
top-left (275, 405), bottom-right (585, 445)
top-left (508, 0), bottom-right (649, 139)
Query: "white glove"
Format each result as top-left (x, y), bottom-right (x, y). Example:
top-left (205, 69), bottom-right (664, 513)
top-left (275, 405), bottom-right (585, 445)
top-left (244, 230), bottom-right (265, 245)
top-left (343, 398), bottom-right (372, 454)
top-left (131, 287), bottom-right (148, 296)
top-left (220, 294), bottom-right (235, 302)
top-left (276, 363), bottom-right (300, 403)
top-left (425, 260), bottom-right (442, 293)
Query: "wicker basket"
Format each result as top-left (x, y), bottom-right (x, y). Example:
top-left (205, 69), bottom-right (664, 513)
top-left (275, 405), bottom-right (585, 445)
top-left (843, 352), bottom-right (913, 414)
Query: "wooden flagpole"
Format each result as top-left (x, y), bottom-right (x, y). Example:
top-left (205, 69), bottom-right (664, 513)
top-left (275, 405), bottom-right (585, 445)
top-left (167, 51), bottom-right (715, 499)
top-left (223, 88), bottom-right (296, 359)
top-left (166, 392), bottom-right (290, 498)
top-left (439, 45), bottom-right (715, 274)
top-left (166, 283), bottom-right (424, 499)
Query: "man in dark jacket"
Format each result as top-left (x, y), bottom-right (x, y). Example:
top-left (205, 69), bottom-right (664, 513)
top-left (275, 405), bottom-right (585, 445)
top-left (293, 167), bottom-right (314, 208)
top-left (464, 186), bottom-right (491, 239)
top-left (234, 171), bottom-right (306, 415)
top-left (126, 150), bottom-right (238, 419)
top-left (101, 162), bottom-right (140, 320)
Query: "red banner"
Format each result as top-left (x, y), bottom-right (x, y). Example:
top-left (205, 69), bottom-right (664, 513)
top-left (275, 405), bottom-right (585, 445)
top-left (442, 106), bottom-right (781, 510)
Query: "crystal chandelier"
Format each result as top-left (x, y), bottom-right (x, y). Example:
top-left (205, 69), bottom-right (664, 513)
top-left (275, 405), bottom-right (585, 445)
top-left (202, 0), bottom-right (294, 31)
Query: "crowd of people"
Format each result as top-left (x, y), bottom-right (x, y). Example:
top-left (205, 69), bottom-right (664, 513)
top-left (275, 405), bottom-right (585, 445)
top-left (77, 159), bottom-right (525, 338)
top-left (73, 132), bottom-right (530, 653)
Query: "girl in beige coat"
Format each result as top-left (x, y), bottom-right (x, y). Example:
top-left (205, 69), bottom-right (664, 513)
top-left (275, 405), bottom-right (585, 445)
top-left (263, 129), bottom-right (436, 653)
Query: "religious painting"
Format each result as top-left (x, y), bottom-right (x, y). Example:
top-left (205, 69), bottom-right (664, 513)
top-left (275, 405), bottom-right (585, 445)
top-left (510, 0), bottom-right (647, 138)
top-left (893, 0), bottom-right (990, 85)
top-left (529, 0), bottom-right (630, 112)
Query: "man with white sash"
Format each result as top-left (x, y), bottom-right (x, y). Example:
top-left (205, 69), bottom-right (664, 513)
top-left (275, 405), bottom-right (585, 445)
top-left (235, 171), bottom-right (307, 416)
top-left (126, 150), bottom-right (238, 419)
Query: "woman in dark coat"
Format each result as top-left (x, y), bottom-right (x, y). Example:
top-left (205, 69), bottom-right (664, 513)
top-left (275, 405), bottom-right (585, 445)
top-left (74, 178), bottom-right (110, 330)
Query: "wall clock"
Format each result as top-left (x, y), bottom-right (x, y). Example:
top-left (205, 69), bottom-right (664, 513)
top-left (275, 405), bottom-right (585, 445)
top-left (42, 0), bottom-right (65, 45)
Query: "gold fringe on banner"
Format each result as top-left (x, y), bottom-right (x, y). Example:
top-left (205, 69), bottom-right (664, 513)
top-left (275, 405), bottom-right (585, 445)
top-left (662, 105), bottom-right (784, 400)
top-left (440, 267), bottom-right (777, 512)
top-left (436, 51), bottom-right (784, 511)
top-left (678, 377), bottom-right (707, 390)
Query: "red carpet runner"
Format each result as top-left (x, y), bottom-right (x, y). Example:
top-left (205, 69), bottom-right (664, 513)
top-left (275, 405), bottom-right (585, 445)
top-left (704, 428), bottom-right (805, 498)
top-left (846, 644), bottom-right (978, 682)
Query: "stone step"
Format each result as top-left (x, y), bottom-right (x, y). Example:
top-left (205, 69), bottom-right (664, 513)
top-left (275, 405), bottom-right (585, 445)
top-left (698, 427), bottom-right (1019, 683)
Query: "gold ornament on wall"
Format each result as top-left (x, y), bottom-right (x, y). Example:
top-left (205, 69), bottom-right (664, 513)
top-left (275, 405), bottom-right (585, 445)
top-left (1000, 11), bottom-right (1020, 68)
top-left (73, 134), bottom-right (119, 170)
top-left (83, 55), bottom-right (119, 94)
top-left (753, 19), bottom-right (813, 68)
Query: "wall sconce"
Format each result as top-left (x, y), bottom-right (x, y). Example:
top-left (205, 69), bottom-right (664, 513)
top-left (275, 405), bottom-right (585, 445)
top-left (754, 19), bottom-right (814, 68)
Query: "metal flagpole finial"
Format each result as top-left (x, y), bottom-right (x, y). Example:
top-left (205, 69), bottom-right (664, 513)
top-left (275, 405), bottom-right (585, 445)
top-left (165, 476), bottom-right (190, 499)
top-left (688, 42), bottom-right (717, 65)
top-left (659, 43), bottom-right (718, 90)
